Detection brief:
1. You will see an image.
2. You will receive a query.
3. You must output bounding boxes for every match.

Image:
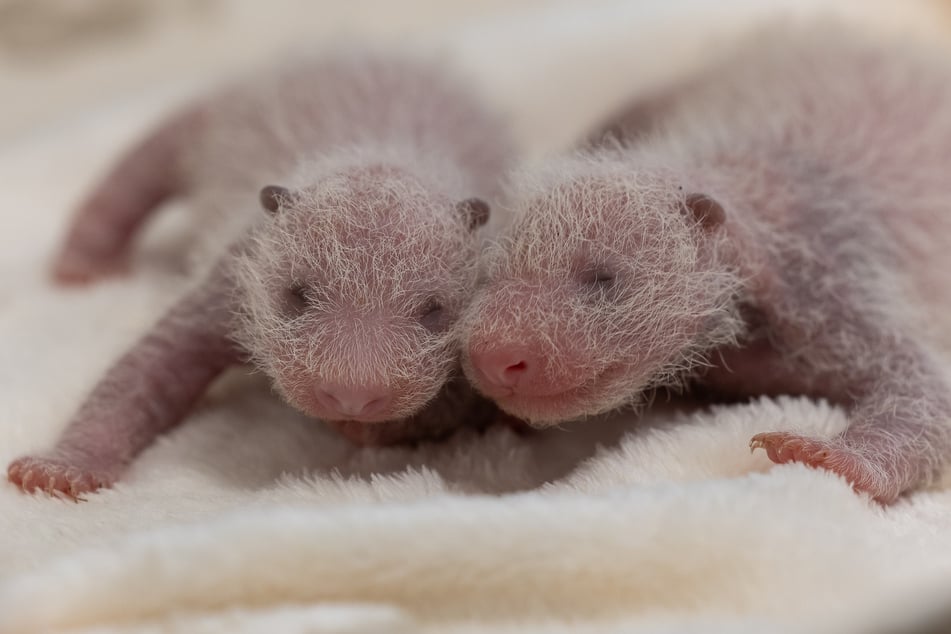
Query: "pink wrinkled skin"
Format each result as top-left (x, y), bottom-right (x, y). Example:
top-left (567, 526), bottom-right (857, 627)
top-left (11, 51), bottom-right (514, 498)
top-left (462, 24), bottom-right (951, 503)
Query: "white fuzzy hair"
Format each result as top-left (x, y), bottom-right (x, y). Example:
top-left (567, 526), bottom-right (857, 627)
top-left (466, 151), bottom-right (745, 422)
top-left (230, 154), bottom-right (479, 418)
top-left (182, 50), bottom-right (514, 423)
top-left (466, 16), bottom-right (951, 494)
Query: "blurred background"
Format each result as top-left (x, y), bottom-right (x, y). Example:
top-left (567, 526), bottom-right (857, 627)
top-left (1, 0), bottom-right (950, 283)
top-left (0, 0), bottom-right (551, 142)
top-left (3, 0), bottom-right (950, 146)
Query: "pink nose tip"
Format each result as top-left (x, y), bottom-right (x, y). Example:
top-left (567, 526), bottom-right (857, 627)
top-left (470, 347), bottom-right (534, 390)
top-left (315, 384), bottom-right (392, 419)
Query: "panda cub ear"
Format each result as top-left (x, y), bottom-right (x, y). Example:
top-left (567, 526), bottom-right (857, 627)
top-left (259, 185), bottom-right (292, 215)
top-left (456, 198), bottom-right (490, 231)
top-left (684, 193), bottom-right (725, 230)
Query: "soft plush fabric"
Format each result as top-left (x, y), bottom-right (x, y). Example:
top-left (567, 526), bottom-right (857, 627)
top-left (2, 1), bottom-right (951, 632)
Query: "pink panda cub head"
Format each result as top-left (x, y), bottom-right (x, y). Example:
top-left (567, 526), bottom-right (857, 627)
top-left (231, 161), bottom-right (489, 425)
top-left (463, 153), bottom-right (743, 424)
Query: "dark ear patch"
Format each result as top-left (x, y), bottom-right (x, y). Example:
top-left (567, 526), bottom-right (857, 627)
top-left (684, 193), bottom-right (725, 230)
top-left (456, 198), bottom-right (490, 231)
top-left (260, 185), bottom-right (291, 215)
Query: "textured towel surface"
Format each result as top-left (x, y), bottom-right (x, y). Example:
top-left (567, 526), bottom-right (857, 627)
top-left (2, 1), bottom-right (951, 632)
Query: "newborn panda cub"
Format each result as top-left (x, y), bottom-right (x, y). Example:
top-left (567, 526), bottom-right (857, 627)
top-left (8, 51), bottom-right (514, 498)
top-left (463, 25), bottom-right (951, 503)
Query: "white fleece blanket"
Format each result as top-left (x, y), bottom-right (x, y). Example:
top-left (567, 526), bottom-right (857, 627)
top-left (3, 1), bottom-right (951, 633)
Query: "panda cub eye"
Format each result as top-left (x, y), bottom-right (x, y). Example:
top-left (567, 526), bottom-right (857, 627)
top-left (284, 282), bottom-right (309, 315)
top-left (284, 282), bottom-right (331, 315)
top-left (417, 296), bottom-right (448, 332)
top-left (578, 265), bottom-right (619, 302)
top-left (580, 266), bottom-right (616, 288)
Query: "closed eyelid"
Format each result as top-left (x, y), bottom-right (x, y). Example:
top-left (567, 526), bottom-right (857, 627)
top-left (576, 264), bottom-right (617, 284)
top-left (416, 296), bottom-right (452, 332)
top-left (282, 281), bottom-right (334, 315)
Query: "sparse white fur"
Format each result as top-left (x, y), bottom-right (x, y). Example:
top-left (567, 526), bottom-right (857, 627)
top-left (231, 155), bottom-right (477, 417)
top-left (464, 23), bottom-right (951, 500)
top-left (472, 152), bottom-right (745, 411)
top-left (191, 50), bottom-right (514, 424)
top-left (6, 48), bottom-right (517, 499)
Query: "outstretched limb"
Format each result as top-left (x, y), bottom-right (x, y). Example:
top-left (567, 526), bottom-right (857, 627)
top-left (750, 334), bottom-right (951, 504)
top-left (750, 430), bottom-right (914, 504)
top-left (52, 107), bottom-right (203, 284)
top-left (8, 274), bottom-right (239, 498)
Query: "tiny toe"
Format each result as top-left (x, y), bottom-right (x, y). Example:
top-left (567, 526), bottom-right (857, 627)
top-left (771, 437), bottom-right (792, 462)
top-left (749, 433), bottom-right (778, 452)
top-left (812, 447), bottom-right (831, 462)
top-left (68, 469), bottom-right (106, 497)
top-left (751, 432), bottom-right (791, 463)
top-left (19, 470), bottom-right (35, 492)
top-left (782, 438), bottom-right (807, 462)
top-left (760, 442), bottom-right (780, 463)
top-left (792, 438), bottom-right (830, 466)
top-left (74, 475), bottom-right (96, 496)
